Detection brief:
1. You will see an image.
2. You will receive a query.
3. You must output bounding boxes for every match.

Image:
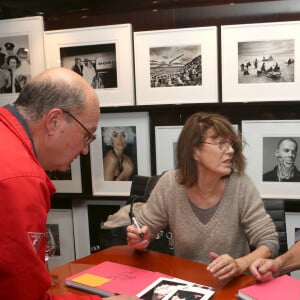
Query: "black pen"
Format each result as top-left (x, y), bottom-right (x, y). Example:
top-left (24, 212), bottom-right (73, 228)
top-left (131, 216), bottom-right (144, 239)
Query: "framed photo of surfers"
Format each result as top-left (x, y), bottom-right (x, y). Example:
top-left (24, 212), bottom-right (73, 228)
top-left (242, 120), bottom-right (300, 199)
top-left (89, 112), bottom-right (151, 196)
top-left (44, 23), bottom-right (135, 107)
top-left (221, 21), bottom-right (300, 102)
top-left (133, 26), bottom-right (218, 105)
top-left (0, 16), bottom-right (45, 106)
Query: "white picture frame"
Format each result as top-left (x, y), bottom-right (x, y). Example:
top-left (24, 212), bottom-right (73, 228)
top-left (242, 120), bottom-right (300, 198)
top-left (0, 16), bottom-right (45, 106)
top-left (285, 212), bottom-right (300, 279)
top-left (221, 21), bottom-right (300, 102)
top-left (134, 26), bottom-right (218, 105)
top-left (72, 199), bottom-right (126, 258)
top-left (47, 157), bottom-right (82, 194)
top-left (44, 23), bottom-right (135, 107)
top-left (46, 209), bottom-right (75, 268)
top-left (90, 112), bottom-right (151, 196)
top-left (155, 126), bottom-right (183, 175)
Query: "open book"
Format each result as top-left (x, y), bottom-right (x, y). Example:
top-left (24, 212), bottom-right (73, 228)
top-left (65, 261), bottom-right (214, 300)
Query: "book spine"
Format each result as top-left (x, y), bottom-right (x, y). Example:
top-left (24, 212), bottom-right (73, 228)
top-left (65, 280), bottom-right (116, 297)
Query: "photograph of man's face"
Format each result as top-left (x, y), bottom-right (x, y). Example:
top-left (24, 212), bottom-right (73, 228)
top-left (262, 136), bottom-right (300, 182)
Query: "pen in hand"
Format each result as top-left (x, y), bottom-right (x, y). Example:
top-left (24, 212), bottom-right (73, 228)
top-left (131, 216), bottom-right (144, 239)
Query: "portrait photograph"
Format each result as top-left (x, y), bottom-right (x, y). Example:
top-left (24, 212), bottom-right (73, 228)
top-left (221, 20), bottom-right (300, 102)
top-left (0, 16), bottom-right (45, 105)
top-left (134, 26), bottom-right (218, 105)
top-left (101, 126), bottom-right (138, 181)
top-left (238, 39), bottom-right (294, 84)
top-left (163, 286), bottom-right (214, 300)
top-left (0, 35), bottom-right (32, 94)
top-left (242, 120), bottom-right (300, 198)
top-left (60, 43), bottom-right (117, 89)
top-left (90, 112), bottom-right (151, 196)
top-left (150, 45), bottom-right (202, 88)
top-left (262, 136), bottom-right (300, 182)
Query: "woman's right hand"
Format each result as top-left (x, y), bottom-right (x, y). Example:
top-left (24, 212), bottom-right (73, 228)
top-left (126, 224), bottom-right (150, 250)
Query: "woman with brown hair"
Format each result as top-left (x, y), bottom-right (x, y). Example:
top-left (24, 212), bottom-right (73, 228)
top-left (127, 112), bottom-right (279, 282)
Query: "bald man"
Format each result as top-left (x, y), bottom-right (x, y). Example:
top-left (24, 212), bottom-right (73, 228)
top-left (0, 67), bottom-right (138, 300)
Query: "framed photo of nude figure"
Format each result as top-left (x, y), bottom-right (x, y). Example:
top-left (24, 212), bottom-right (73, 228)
top-left (89, 112), bottom-right (151, 196)
top-left (242, 120), bottom-right (300, 199)
top-left (221, 21), bottom-right (300, 102)
top-left (44, 23), bottom-right (135, 107)
top-left (0, 16), bottom-right (45, 106)
top-left (134, 26), bottom-right (218, 105)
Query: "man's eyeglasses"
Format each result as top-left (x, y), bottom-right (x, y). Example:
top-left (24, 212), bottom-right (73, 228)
top-left (62, 109), bottom-right (96, 145)
top-left (202, 141), bottom-right (235, 151)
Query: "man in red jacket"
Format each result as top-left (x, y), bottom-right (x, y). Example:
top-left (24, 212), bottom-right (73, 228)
top-left (0, 67), bottom-right (139, 300)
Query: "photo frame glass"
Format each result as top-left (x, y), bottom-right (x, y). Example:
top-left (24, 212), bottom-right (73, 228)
top-left (44, 23), bottom-right (135, 107)
top-left (134, 26), bottom-right (218, 105)
top-left (0, 16), bottom-right (45, 106)
top-left (242, 120), bottom-right (300, 198)
top-left (90, 112), bottom-right (151, 196)
top-left (46, 209), bottom-right (75, 268)
top-left (155, 126), bottom-right (183, 175)
top-left (221, 21), bottom-right (300, 102)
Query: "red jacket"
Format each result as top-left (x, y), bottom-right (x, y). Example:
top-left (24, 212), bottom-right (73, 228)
top-left (0, 106), bottom-right (100, 300)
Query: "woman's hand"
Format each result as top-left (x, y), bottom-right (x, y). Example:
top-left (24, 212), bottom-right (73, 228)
top-left (126, 224), bottom-right (150, 251)
top-left (207, 252), bottom-right (243, 280)
top-left (107, 295), bottom-right (140, 300)
top-left (249, 258), bottom-right (280, 282)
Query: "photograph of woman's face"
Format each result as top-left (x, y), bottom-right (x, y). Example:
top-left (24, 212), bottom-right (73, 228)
top-left (101, 126), bottom-right (137, 181)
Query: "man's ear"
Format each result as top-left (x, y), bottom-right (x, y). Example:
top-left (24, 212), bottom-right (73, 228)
top-left (45, 108), bottom-right (64, 136)
top-left (275, 149), bottom-right (281, 158)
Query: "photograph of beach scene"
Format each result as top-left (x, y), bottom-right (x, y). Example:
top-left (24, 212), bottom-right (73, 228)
top-left (238, 39), bottom-right (294, 84)
top-left (149, 45), bottom-right (202, 88)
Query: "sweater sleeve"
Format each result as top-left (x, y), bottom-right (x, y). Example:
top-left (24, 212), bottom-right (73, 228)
top-left (48, 293), bottom-right (101, 300)
top-left (238, 174), bottom-right (279, 257)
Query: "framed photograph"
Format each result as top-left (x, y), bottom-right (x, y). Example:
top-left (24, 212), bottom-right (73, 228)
top-left (155, 126), bottom-right (183, 175)
top-left (72, 199), bottom-right (127, 258)
top-left (46, 157), bottom-right (82, 193)
top-left (90, 112), bottom-right (151, 196)
top-left (46, 209), bottom-right (75, 268)
top-left (242, 120), bottom-right (300, 198)
top-left (221, 21), bottom-right (300, 102)
top-left (285, 212), bottom-right (300, 279)
top-left (0, 16), bottom-right (45, 106)
top-left (134, 26), bottom-right (218, 105)
top-left (44, 23), bottom-right (135, 107)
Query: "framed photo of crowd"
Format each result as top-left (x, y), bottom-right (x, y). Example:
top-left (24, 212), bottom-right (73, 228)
top-left (221, 21), bottom-right (300, 102)
top-left (0, 16), bottom-right (45, 106)
top-left (242, 120), bottom-right (300, 199)
top-left (44, 23), bottom-right (135, 107)
top-left (134, 26), bottom-right (218, 105)
top-left (89, 112), bottom-right (151, 196)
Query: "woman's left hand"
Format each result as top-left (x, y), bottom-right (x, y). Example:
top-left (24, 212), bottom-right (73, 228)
top-left (207, 252), bottom-right (243, 280)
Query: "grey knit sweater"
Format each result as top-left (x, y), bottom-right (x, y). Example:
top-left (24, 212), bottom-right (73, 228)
top-left (137, 170), bottom-right (279, 264)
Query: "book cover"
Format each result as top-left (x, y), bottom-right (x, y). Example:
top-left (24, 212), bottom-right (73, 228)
top-left (65, 261), bottom-right (214, 299)
top-left (237, 275), bottom-right (300, 300)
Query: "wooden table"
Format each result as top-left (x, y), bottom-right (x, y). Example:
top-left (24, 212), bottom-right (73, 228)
top-left (48, 245), bottom-right (255, 299)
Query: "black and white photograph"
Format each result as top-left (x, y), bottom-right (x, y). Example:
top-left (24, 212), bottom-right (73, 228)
top-left (44, 23), bottom-right (135, 107)
top-left (134, 26), bottom-right (218, 105)
top-left (150, 45), bottom-right (202, 88)
top-left (238, 39), bottom-right (294, 84)
top-left (90, 112), bottom-right (151, 196)
top-left (0, 16), bottom-right (45, 105)
top-left (221, 21), bottom-right (300, 102)
top-left (262, 136), bottom-right (300, 182)
top-left (137, 278), bottom-right (189, 300)
top-left (0, 35), bottom-right (32, 94)
top-left (101, 126), bottom-right (137, 181)
top-left (242, 120), bottom-right (300, 198)
top-left (163, 286), bottom-right (214, 300)
top-left (60, 43), bottom-right (117, 89)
